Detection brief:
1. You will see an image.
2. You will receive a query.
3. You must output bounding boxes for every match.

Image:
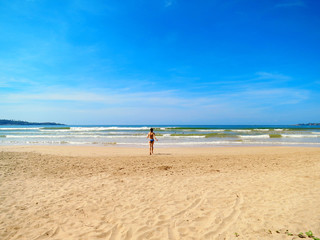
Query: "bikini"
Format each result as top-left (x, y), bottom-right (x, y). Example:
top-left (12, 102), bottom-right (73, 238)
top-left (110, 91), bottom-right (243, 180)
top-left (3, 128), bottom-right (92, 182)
top-left (149, 139), bottom-right (154, 142)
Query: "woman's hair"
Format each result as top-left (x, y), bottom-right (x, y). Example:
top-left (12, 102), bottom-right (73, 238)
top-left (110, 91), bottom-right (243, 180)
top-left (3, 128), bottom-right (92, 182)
top-left (150, 128), bottom-right (153, 132)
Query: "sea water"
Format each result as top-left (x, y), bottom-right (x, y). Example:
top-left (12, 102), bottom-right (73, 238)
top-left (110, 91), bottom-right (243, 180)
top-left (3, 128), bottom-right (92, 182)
top-left (0, 125), bottom-right (320, 147)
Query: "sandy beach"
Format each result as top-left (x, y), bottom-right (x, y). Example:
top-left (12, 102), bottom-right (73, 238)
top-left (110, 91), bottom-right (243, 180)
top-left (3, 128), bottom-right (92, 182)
top-left (1, 146), bottom-right (320, 240)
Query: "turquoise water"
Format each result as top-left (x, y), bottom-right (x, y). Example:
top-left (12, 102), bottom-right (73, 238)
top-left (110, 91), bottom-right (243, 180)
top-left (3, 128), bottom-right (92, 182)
top-left (0, 125), bottom-right (320, 147)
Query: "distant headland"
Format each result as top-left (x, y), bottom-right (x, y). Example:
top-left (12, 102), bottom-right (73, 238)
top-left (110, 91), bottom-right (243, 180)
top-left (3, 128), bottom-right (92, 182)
top-left (0, 119), bottom-right (65, 126)
top-left (295, 123), bottom-right (320, 126)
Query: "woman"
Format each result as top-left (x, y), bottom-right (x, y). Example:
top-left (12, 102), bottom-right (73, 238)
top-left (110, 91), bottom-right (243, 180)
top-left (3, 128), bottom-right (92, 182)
top-left (147, 128), bottom-right (158, 155)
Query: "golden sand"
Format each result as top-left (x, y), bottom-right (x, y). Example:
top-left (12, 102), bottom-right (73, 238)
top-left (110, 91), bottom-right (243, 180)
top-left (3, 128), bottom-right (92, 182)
top-left (1, 146), bottom-right (320, 240)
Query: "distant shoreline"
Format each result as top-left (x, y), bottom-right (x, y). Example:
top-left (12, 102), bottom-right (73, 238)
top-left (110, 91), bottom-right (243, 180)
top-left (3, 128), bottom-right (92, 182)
top-left (295, 123), bottom-right (320, 126)
top-left (0, 119), bottom-right (64, 126)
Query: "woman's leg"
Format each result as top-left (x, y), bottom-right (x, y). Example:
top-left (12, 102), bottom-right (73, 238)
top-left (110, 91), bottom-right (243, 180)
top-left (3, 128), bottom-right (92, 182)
top-left (151, 141), bottom-right (154, 154)
top-left (149, 141), bottom-right (152, 155)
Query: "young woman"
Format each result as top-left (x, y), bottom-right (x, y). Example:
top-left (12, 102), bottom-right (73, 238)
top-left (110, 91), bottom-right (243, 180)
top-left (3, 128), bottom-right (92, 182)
top-left (147, 128), bottom-right (158, 155)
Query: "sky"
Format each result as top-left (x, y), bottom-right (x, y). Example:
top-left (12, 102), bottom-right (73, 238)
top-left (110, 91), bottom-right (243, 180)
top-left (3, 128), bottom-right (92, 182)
top-left (0, 0), bottom-right (319, 125)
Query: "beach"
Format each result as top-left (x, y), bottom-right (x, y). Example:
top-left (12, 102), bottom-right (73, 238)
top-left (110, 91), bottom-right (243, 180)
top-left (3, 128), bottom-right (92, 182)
top-left (1, 146), bottom-right (320, 240)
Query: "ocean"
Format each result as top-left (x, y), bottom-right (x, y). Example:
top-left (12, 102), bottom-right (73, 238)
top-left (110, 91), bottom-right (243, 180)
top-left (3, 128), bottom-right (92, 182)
top-left (0, 125), bottom-right (320, 147)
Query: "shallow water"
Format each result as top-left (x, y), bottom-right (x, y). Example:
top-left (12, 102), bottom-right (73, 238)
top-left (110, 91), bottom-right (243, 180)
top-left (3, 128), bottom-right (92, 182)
top-left (0, 125), bottom-right (319, 147)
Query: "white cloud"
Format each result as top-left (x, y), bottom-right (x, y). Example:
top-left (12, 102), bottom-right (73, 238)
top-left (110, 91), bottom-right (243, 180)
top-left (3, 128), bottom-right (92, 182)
top-left (2, 88), bottom-right (186, 107)
top-left (1, 82), bottom-right (309, 110)
top-left (0, 74), bottom-right (313, 124)
top-left (241, 88), bottom-right (309, 105)
top-left (255, 72), bottom-right (291, 80)
top-left (0, 76), bottom-right (37, 88)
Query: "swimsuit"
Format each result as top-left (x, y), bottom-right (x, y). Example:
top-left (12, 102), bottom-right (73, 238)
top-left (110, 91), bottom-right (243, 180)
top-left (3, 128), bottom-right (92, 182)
top-left (149, 139), bottom-right (154, 142)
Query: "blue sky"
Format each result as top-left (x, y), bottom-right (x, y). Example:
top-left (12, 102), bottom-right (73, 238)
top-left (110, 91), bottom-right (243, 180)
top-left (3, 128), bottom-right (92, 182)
top-left (0, 0), bottom-right (319, 125)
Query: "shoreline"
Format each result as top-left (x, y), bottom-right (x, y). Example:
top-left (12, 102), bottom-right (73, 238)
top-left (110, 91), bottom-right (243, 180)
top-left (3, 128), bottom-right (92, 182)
top-left (1, 145), bottom-right (320, 157)
top-left (2, 141), bottom-right (320, 149)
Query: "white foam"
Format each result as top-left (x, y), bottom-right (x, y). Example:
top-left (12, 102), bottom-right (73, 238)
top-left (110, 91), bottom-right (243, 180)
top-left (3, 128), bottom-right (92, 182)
top-left (5, 135), bottom-right (146, 139)
top-left (40, 130), bottom-right (137, 135)
top-left (240, 135), bottom-right (270, 139)
top-left (70, 127), bottom-right (150, 131)
top-left (253, 129), bottom-right (270, 131)
top-left (158, 127), bottom-right (177, 130)
top-left (169, 135), bottom-right (206, 138)
top-left (117, 142), bottom-right (147, 146)
top-left (242, 140), bottom-right (320, 145)
top-left (62, 141), bottom-right (93, 145)
top-left (198, 129), bottom-right (225, 132)
top-left (282, 134), bottom-right (319, 138)
top-left (160, 134), bottom-right (206, 138)
top-left (162, 134), bottom-right (171, 137)
top-left (0, 127), bottom-right (40, 130)
top-left (23, 140), bottom-right (94, 145)
top-left (231, 129), bottom-right (252, 132)
top-left (7, 135), bottom-right (65, 138)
